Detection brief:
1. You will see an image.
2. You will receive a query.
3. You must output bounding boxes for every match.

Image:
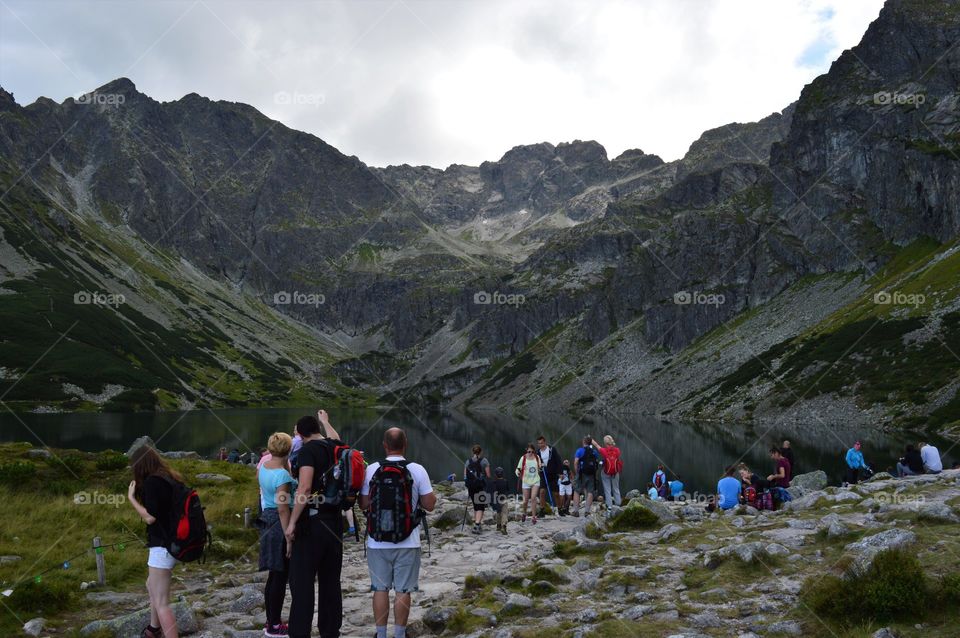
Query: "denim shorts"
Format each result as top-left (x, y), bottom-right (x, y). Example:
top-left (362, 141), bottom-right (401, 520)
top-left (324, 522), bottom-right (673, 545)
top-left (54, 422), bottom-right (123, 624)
top-left (147, 547), bottom-right (177, 570)
top-left (367, 547), bottom-right (421, 593)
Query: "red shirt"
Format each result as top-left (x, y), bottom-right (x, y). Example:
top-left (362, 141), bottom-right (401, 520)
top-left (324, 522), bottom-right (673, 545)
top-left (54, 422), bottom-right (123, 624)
top-left (774, 457), bottom-right (792, 488)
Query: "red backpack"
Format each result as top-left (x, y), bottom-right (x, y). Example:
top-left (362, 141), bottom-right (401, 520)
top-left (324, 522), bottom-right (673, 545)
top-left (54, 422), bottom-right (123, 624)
top-left (321, 441), bottom-right (365, 510)
top-left (603, 448), bottom-right (623, 476)
top-left (161, 476), bottom-right (210, 563)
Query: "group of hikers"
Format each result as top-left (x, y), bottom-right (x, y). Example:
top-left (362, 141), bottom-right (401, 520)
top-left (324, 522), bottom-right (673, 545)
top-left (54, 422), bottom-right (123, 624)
top-left (461, 434), bottom-right (625, 533)
top-left (125, 419), bottom-right (953, 638)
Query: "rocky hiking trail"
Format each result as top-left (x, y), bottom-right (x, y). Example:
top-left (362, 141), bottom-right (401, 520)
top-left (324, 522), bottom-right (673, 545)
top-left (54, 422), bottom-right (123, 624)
top-left (58, 470), bottom-right (960, 638)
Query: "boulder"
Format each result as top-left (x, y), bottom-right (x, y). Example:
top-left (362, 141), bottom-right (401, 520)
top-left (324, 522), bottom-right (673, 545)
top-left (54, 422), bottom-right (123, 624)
top-left (831, 490), bottom-right (862, 503)
top-left (767, 620), bottom-right (804, 635)
top-left (195, 473), bottom-right (232, 482)
top-left (626, 497), bottom-right (678, 522)
top-left (791, 470), bottom-right (828, 492)
top-left (162, 451), bottom-right (201, 460)
top-left (432, 507), bottom-right (462, 529)
top-left (26, 449), bottom-right (51, 459)
top-left (872, 628), bottom-right (900, 638)
top-left (23, 618), bottom-right (45, 637)
top-left (624, 489), bottom-right (641, 500)
top-left (500, 593), bottom-right (533, 614)
top-left (658, 524), bottom-right (684, 543)
top-left (229, 585), bottom-right (262, 613)
top-left (844, 529), bottom-right (916, 575)
top-left (81, 601), bottom-right (197, 636)
top-left (126, 436), bottom-right (156, 457)
top-left (623, 604), bottom-right (653, 620)
top-left (866, 471), bottom-right (894, 482)
top-left (423, 606), bottom-right (456, 631)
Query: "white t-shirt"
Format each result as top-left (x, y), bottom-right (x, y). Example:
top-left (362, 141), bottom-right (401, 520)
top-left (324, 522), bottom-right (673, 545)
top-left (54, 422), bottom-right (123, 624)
top-left (921, 445), bottom-right (943, 472)
top-left (539, 446), bottom-right (551, 468)
top-left (361, 455), bottom-right (433, 549)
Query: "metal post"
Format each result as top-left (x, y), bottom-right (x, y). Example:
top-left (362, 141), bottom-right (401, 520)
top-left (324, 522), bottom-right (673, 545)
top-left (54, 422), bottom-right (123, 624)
top-left (93, 537), bottom-right (106, 586)
top-left (243, 507), bottom-right (252, 528)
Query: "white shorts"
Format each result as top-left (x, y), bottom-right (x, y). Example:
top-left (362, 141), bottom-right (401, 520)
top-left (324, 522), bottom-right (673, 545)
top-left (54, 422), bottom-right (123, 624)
top-left (147, 547), bottom-right (177, 570)
top-left (558, 483), bottom-right (573, 496)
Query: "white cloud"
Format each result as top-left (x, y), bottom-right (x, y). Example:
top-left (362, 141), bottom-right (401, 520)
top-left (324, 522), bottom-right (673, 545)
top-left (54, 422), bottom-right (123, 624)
top-left (0, 0), bottom-right (885, 168)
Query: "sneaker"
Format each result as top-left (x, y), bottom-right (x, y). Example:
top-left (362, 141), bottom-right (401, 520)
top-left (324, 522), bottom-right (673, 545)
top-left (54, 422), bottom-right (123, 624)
top-left (500, 527), bottom-right (507, 535)
top-left (532, 516), bottom-right (537, 524)
top-left (472, 524), bottom-right (482, 534)
top-left (265, 624), bottom-right (288, 637)
top-left (559, 508), bottom-right (567, 517)
top-left (572, 510), bottom-right (580, 518)
top-left (521, 514), bottom-right (526, 523)
top-left (141, 626), bottom-right (162, 638)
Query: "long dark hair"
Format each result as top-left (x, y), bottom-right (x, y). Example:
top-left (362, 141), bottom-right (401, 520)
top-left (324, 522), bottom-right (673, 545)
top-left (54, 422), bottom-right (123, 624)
top-left (130, 445), bottom-right (182, 496)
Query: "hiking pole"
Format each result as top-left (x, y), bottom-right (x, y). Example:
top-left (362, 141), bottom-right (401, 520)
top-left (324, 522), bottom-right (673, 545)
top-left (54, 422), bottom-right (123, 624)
top-left (460, 502), bottom-right (469, 532)
top-left (542, 469), bottom-right (555, 508)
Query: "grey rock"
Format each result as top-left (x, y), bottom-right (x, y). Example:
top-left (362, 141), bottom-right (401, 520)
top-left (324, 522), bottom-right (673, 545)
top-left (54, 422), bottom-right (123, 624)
top-left (872, 628), bottom-right (899, 638)
top-left (0, 555), bottom-right (22, 565)
top-left (81, 601), bottom-right (197, 636)
top-left (658, 524), bottom-right (684, 542)
top-left (126, 436), bottom-right (156, 457)
top-left (423, 606), bottom-right (456, 631)
top-left (578, 608), bottom-right (598, 623)
top-left (196, 473), bottom-right (233, 482)
top-left (162, 451), bottom-right (201, 460)
top-left (766, 620), bottom-right (803, 635)
top-left (26, 449), bottom-right (51, 458)
top-left (624, 604), bottom-right (653, 620)
top-left (229, 586), bottom-right (262, 613)
top-left (500, 593), bottom-right (533, 614)
top-left (690, 611), bottom-right (722, 628)
top-left (23, 618), bottom-right (45, 637)
top-left (791, 470), bottom-right (828, 492)
top-left (845, 529), bottom-right (917, 574)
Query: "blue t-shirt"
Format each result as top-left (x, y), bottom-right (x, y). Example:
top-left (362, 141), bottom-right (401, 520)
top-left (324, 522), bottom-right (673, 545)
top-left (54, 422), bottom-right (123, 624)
top-left (717, 476), bottom-right (742, 510)
top-left (259, 466), bottom-right (295, 510)
top-left (670, 480), bottom-right (684, 497)
top-left (647, 487), bottom-right (659, 500)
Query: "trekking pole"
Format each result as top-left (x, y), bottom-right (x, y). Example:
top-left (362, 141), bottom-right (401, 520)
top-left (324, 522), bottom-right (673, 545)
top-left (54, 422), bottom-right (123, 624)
top-left (542, 469), bottom-right (555, 508)
top-left (460, 503), bottom-right (469, 532)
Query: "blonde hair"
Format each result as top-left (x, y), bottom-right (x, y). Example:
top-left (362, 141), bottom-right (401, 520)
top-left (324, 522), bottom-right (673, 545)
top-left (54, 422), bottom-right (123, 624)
top-left (267, 432), bottom-right (292, 457)
top-left (603, 435), bottom-right (615, 447)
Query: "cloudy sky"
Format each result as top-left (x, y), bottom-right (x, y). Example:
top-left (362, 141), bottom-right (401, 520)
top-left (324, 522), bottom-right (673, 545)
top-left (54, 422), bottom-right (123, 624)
top-left (1, 0), bottom-right (885, 168)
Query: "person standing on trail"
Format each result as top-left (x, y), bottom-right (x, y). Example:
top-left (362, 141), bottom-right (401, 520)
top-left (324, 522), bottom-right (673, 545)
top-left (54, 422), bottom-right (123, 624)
top-left (258, 432), bottom-right (296, 638)
top-left (536, 436), bottom-right (562, 516)
top-left (556, 460), bottom-right (573, 515)
top-left (844, 440), bottom-right (871, 485)
top-left (767, 447), bottom-right (792, 489)
top-left (571, 436), bottom-right (601, 517)
top-left (780, 440), bottom-right (796, 474)
top-left (515, 443), bottom-right (542, 523)
top-left (464, 444), bottom-right (492, 534)
top-left (127, 445), bottom-right (183, 638)
top-left (593, 435), bottom-right (623, 513)
top-left (285, 410), bottom-right (345, 638)
top-left (359, 428), bottom-right (436, 638)
top-left (491, 467), bottom-right (511, 535)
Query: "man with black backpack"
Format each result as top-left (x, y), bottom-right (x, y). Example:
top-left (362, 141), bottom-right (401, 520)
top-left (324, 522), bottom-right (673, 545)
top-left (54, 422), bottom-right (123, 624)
top-left (285, 410), bottom-right (346, 638)
top-left (359, 427), bottom-right (436, 638)
top-left (571, 436), bottom-right (601, 517)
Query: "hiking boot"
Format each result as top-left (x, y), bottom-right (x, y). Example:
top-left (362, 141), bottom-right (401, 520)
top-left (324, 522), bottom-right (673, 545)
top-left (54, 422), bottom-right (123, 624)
top-left (571, 510), bottom-right (580, 518)
top-left (559, 507), bottom-right (567, 517)
top-left (264, 623), bottom-right (288, 637)
top-left (501, 525), bottom-right (507, 535)
top-left (532, 515), bottom-right (538, 524)
top-left (141, 626), bottom-right (162, 638)
top-left (472, 524), bottom-right (482, 534)
top-left (521, 514), bottom-right (526, 523)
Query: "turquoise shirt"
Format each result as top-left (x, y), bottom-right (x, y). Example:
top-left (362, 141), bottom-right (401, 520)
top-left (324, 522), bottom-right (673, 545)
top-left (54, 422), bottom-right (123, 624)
top-left (845, 448), bottom-right (866, 469)
top-left (259, 466), bottom-right (295, 510)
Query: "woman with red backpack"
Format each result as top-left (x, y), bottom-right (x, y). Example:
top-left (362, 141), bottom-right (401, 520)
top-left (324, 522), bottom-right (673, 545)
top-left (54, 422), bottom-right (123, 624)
top-left (593, 436), bottom-right (622, 513)
top-left (127, 445), bottom-right (182, 638)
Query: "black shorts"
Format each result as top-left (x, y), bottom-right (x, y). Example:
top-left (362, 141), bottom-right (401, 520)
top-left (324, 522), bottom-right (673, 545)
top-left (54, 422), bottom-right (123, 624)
top-left (468, 487), bottom-right (489, 511)
top-left (544, 474), bottom-right (559, 492)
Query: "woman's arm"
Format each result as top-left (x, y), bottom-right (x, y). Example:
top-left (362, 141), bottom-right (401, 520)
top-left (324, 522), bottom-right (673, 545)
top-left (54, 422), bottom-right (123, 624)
top-left (318, 409), bottom-right (339, 440)
top-left (127, 480), bottom-right (156, 524)
top-left (276, 483), bottom-right (292, 530)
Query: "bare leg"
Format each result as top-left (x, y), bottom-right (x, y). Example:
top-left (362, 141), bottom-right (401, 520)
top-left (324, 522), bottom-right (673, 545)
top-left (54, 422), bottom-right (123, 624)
top-left (147, 567), bottom-right (178, 638)
top-left (373, 591), bottom-right (390, 627)
top-left (395, 592), bottom-right (412, 627)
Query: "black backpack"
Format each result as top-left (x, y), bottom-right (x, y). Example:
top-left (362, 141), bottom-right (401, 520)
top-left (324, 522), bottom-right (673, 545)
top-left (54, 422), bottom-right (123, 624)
top-left (465, 457), bottom-right (486, 491)
top-left (161, 476), bottom-right (210, 563)
top-left (579, 446), bottom-right (599, 476)
top-left (365, 460), bottom-right (423, 544)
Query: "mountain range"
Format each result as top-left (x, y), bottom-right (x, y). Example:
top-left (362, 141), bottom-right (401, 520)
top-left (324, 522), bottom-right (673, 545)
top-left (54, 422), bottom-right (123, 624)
top-left (1, 0), bottom-right (958, 437)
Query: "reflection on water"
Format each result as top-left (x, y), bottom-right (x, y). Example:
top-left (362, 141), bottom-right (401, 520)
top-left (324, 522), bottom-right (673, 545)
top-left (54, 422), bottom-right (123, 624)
top-left (0, 408), bottom-right (953, 495)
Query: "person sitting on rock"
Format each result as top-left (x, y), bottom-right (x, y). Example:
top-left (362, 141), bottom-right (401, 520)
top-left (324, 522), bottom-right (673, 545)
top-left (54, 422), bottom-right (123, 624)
top-left (646, 482), bottom-right (659, 500)
top-left (896, 444), bottom-right (924, 477)
top-left (919, 441), bottom-right (943, 474)
top-left (707, 466), bottom-right (742, 513)
top-left (668, 476), bottom-right (684, 502)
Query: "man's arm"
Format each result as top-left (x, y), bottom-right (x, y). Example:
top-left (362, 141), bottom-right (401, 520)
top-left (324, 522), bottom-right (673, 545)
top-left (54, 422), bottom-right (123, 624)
top-left (287, 465), bottom-right (313, 541)
top-left (318, 409), bottom-right (339, 439)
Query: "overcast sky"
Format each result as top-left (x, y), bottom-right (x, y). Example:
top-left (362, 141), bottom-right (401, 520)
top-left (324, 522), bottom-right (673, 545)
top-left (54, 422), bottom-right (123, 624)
top-left (1, 0), bottom-right (885, 168)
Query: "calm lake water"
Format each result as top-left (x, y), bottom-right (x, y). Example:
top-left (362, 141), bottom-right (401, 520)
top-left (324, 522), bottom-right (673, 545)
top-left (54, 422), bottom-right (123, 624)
top-left (0, 407), bottom-right (954, 496)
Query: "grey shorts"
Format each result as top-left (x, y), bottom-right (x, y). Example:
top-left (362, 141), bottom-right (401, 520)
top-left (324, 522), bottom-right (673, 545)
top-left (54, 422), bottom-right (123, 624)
top-left (575, 474), bottom-right (597, 496)
top-left (367, 547), bottom-right (421, 593)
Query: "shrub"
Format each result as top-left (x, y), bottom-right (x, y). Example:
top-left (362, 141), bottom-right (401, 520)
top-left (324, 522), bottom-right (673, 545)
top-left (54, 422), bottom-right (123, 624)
top-left (7, 578), bottom-right (75, 614)
top-left (529, 565), bottom-right (569, 585)
top-left (801, 548), bottom-right (928, 623)
top-left (936, 572), bottom-right (960, 605)
top-left (96, 451), bottom-right (129, 471)
top-left (608, 504), bottom-right (659, 532)
top-left (0, 461), bottom-right (36, 484)
top-left (47, 453), bottom-right (86, 476)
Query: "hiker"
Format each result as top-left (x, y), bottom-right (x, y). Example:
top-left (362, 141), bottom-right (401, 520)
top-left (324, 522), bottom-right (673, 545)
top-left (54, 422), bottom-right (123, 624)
top-left (536, 436), bottom-right (563, 515)
top-left (491, 467), bottom-right (510, 535)
top-left (844, 441), bottom-right (872, 485)
top-left (284, 410), bottom-right (345, 638)
top-left (556, 460), bottom-right (573, 515)
top-left (767, 447), bottom-right (792, 488)
top-left (228, 448), bottom-right (241, 463)
top-left (359, 427), bottom-right (436, 638)
top-left (127, 445), bottom-right (183, 638)
top-left (652, 465), bottom-right (668, 499)
top-left (289, 425), bottom-right (303, 471)
top-left (896, 444), bottom-right (924, 477)
top-left (920, 441), bottom-right (943, 474)
top-left (781, 440), bottom-right (796, 474)
top-left (464, 444), bottom-right (492, 534)
top-left (646, 482), bottom-right (659, 500)
top-left (258, 432), bottom-right (296, 637)
top-left (668, 476), bottom-right (684, 501)
top-left (571, 436), bottom-right (601, 517)
top-left (515, 443), bottom-right (542, 523)
top-left (708, 466), bottom-right (742, 512)
top-left (594, 435), bottom-right (623, 512)
top-left (217, 447), bottom-right (228, 461)
top-left (343, 508), bottom-right (357, 540)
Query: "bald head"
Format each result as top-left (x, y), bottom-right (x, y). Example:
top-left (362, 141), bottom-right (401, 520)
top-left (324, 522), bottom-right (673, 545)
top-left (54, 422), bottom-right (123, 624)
top-left (383, 427), bottom-right (407, 455)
